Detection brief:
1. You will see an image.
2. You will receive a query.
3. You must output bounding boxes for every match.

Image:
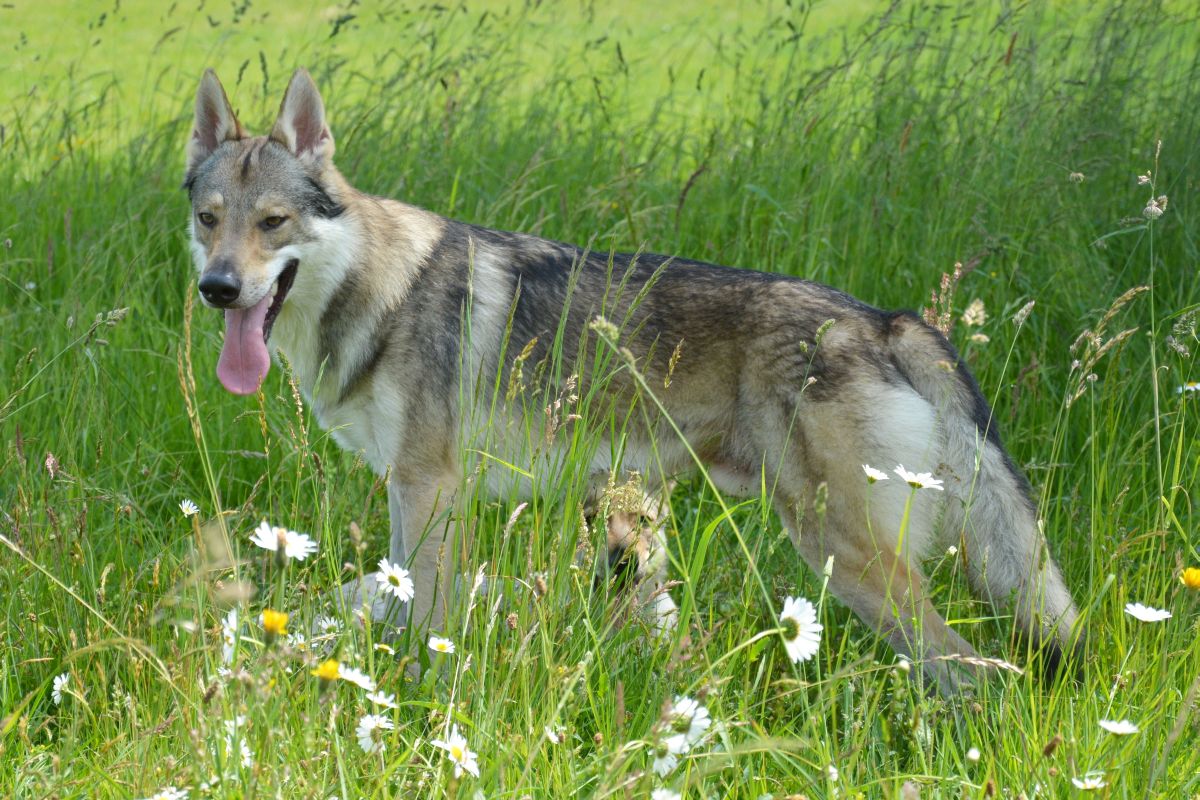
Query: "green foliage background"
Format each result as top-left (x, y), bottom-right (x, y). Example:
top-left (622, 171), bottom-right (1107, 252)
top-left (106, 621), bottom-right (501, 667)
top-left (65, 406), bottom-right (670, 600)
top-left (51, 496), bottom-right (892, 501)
top-left (1, 1), bottom-right (1199, 797)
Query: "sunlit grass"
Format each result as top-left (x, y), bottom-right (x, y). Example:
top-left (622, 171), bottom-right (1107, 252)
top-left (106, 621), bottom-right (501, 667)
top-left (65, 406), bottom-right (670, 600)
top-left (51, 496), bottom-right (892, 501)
top-left (2, 1), bottom-right (1200, 797)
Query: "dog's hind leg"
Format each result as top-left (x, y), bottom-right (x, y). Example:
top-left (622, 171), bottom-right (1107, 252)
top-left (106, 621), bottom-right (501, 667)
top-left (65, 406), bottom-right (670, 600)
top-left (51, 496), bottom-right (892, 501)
top-left (776, 496), bottom-right (980, 695)
top-left (946, 437), bottom-right (1081, 668)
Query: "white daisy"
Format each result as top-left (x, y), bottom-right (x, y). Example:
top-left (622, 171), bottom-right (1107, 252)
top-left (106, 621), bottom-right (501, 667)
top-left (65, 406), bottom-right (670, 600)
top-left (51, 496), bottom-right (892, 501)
top-left (1124, 602), bottom-right (1172, 623)
top-left (431, 724), bottom-right (481, 778)
top-left (544, 725), bottom-right (564, 744)
top-left (966, 747), bottom-right (980, 763)
top-left (374, 642), bottom-right (395, 655)
top-left (1098, 719), bottom-right (1138, 735)
top-left (52, 672), bottom-right (70, 705)
top-left (1071, 774), bottom-right (1107, 790)
top-left (428, 635), bottom-right (456, 655)
top-left (862, 465), bottom-right (889, 483)
top-left (893, 465), bottom-right (944, 491)
top-left (220, 716), bottom-right (253, 767)
top-left (652, 732), bottom-right (688, 776)
top-left (179, 499), bottom-right (199, 517)
top-left (248, 521), bottom-right (318, 561)
top-left (355, 713), bottom-right (395, 754)
top-left (140, 787), bottom-right (189, 800)
top-left (366, 691), bottom-right (399, 709)
top-left (226, 735), bottom-right (253, 768)
top-left (221, 609), bottom-right (239, 664)
top-left (779, 595), bottom-right (823, 663)
top-left (249, 521), bottom-right (283, 552)
top-left (651, 791), bottom-right (681, 800)
top-left (827, 763), bottom-right (840, 780)
top-left (282, 530), bottom-right (318, 560)
top-left (667, 695), bottom-right (711, 745)
top-left (1178, 381), bottom-right (1200, 394)
top-left (338, 665), bottom-right (376, 692)
top-left (376, 558), bottom-right (415, 602)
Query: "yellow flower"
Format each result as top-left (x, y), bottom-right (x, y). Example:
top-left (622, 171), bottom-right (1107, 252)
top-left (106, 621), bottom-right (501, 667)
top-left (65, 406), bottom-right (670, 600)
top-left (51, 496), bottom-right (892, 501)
top-left (312, 658), bottom-right (340, 683)
top-left (1181, 567), bottom-right (1200, 590)
top-left (261, 609), bottom-right (289, 638)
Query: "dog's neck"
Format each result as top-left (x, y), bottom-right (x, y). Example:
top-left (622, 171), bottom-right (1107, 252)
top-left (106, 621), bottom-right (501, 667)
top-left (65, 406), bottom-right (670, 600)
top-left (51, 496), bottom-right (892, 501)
top-left (269, 179), bottom-right (445, 408)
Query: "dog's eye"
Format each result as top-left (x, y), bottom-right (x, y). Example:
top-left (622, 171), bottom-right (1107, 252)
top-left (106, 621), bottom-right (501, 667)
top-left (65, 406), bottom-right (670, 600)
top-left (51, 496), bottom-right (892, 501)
top-left (261, 215), bottom-right (287, 230)
top-left (197, 211), bottom-right (216, 227)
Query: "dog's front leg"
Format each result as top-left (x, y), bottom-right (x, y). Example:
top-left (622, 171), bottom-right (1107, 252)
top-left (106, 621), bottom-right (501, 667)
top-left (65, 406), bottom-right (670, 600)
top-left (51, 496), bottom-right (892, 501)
top-left (389, 474), bottom-right (460, 637)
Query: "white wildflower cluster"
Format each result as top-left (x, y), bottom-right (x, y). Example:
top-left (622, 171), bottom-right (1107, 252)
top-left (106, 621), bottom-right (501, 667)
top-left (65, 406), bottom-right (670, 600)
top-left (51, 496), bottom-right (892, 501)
top-left (651, 695), bottom-right (712, 778)
top-left (862, 463), bottom-right (945, 491)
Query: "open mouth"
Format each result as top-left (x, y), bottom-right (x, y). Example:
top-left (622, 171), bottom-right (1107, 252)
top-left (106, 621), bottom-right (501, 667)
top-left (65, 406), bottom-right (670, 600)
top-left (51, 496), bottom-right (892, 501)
top-left (262, 258), bottom-right (299, 343)
top-left (215, 258), bottom-right (299, 396)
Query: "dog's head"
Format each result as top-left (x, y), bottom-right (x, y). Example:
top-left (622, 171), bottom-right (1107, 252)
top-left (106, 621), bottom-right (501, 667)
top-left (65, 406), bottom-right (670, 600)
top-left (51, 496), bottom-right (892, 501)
top-left (184, 68), bottom-right (346, 395)
top-left (586, 484), bottom-right (672, 593)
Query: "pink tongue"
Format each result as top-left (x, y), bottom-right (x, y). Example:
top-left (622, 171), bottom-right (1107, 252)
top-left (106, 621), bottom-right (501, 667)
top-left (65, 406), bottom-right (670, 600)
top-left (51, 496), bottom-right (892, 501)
top-left (216, 294), bottom-right (272, 395)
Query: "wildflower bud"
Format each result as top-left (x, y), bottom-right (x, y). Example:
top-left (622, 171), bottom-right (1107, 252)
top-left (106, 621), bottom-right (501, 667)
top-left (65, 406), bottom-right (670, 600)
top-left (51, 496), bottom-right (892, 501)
top-left (814, 482), bottom-right (828, 518)
top-left (589, 316), bottom-right (619, 341)
top-left (984, 779), bottom-right (996, 797)
top-left (1013, 300), bottom-right (1035, 327)
top-left (593, 732), bottom-right (603, 746)
top-left (1068, 172), bottom-right (1084, 183)
top-left (506, 612), bottom-right (519, 630)
top-left (1042, 733), bottom-right (1061, 758)
top-left (823, 555), bottom-right (834, 577)
top-left (967, 747), bottom-right (981, 762)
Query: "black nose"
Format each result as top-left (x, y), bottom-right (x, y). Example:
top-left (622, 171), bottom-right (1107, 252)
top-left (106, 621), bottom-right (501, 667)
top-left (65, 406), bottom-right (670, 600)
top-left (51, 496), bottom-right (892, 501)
top-left (199, 271), bottom-right (241, 307)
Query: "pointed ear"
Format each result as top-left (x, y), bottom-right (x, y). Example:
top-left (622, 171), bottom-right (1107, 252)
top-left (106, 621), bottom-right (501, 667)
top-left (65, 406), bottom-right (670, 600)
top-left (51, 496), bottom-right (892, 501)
top-left (270, 69), bottom-right (335, 166)
top-left (187, 69), bottom-right (245, 175)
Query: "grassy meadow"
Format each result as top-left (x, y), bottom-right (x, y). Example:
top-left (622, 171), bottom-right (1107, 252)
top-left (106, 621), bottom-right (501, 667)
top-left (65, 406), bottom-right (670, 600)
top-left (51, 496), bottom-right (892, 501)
top-left (3, 0), bottom-right (1200, 797)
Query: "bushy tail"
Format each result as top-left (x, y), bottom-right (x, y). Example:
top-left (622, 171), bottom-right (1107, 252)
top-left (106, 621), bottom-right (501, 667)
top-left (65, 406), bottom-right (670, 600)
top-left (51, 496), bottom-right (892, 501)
top-left (887, 312), bottom-right (1081, 663)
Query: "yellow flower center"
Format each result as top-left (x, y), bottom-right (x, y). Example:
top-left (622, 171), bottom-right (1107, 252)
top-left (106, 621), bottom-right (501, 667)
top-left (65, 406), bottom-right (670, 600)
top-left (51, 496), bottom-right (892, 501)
top-left (450, 744), bottom-right (464, 761)
top-left (388, 574), bottom-right (401, 586)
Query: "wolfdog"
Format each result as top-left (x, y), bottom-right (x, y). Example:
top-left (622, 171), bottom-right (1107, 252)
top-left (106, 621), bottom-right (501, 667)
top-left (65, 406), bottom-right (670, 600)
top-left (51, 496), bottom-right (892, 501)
top-left (185, 68), bottom-right (1080, 694)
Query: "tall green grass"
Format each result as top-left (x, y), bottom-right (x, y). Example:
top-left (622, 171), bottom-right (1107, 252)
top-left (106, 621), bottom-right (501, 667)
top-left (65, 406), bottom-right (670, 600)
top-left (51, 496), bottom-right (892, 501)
top-left (2, 1), bottom-right (1199, 797)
